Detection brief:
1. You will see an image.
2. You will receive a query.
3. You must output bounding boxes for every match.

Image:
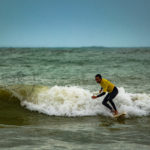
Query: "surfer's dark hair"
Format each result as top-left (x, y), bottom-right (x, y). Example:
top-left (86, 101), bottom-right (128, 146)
top-left (95, 74), bottom-right (102, 79)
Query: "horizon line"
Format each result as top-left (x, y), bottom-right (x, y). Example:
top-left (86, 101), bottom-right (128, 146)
top-left (0, 46), bottom-right (150, 48)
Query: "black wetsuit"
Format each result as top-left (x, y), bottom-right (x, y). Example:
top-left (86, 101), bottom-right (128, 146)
top-left (97, 87), bottom-right (118, 111)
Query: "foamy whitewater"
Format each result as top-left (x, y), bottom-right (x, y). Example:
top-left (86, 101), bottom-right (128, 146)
top-left (20, 86), bottom-right (150, 117)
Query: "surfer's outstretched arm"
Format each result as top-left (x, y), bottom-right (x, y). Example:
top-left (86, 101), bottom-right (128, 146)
top-left (92, 92), bottom-right (106, 99)
top-left (97, 92), bottom-right (106, 97)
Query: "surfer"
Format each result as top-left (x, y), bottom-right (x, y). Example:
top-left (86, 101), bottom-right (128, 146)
top-left (92, 74), bottom-right (118, 115)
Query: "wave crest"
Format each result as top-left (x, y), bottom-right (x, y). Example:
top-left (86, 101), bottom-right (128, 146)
top-left (1, 85), bottom-right (150, 117)
top-left (22, 86), bottom-right (150, 117)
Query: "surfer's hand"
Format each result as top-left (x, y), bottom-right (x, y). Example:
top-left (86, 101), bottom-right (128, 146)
top-left (92, 96), bottom-right (97, 99)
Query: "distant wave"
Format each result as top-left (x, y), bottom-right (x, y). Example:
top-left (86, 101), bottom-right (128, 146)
top-left (0, 85), bottom-right (150, 117)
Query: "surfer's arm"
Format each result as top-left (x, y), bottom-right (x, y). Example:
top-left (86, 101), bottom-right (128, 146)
top-left (96, 92), bottom-right (106, 97)
top-left (91, 92), bottom-right (106, 99)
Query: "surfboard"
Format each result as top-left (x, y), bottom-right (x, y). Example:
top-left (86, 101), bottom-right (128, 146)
top-left (113, 112), bottom-right (126, 118)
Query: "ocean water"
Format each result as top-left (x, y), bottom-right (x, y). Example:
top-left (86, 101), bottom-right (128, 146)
top-left (0, 47), bottom-right (150, 150)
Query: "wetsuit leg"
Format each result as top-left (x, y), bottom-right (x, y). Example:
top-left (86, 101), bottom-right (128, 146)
top-left (102, 93), bottom-right (113, 111)
top-left (108, 87), bottom-right (118, 111)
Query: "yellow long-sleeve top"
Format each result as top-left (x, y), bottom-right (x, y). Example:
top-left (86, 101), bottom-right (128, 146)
top-left (100, 78), bottom-right (115, 93)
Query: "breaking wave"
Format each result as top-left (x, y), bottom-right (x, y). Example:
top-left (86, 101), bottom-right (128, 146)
top-left (0, 85), bottom-right (150, 117)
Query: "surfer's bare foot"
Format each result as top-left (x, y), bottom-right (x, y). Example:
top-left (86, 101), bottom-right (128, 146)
top-left (111, 110), bottom-right (118, 116)
top-left (113, 110), bottom-right (118, 116)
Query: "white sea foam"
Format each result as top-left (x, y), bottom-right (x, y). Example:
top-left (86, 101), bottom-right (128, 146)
top-left (21, 86), bottom-right (150, 117)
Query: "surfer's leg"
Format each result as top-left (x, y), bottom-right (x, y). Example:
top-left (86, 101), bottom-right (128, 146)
top-left (108, 87), bottom-right (118, 111)
top-left (109, 99), bottom-right (117, 111)
top-left (102, 94), bottom-right (113, 111)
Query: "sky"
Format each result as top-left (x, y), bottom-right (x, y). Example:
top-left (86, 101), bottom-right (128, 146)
top-left (0, 0), bottom-right (150, 47)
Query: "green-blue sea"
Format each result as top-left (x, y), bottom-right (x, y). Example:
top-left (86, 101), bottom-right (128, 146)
top-left (0, 47), bottom-right (150, 150)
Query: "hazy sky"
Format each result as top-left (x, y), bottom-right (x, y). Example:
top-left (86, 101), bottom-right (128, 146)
top-left (0, 0), bottom-right (150, 47)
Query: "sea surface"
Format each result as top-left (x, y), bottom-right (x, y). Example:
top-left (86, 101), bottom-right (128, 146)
top-left (0, 47), bottom-right (150, 150)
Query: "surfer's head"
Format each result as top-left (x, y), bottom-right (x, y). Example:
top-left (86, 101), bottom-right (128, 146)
top-left (95, 74), bottom-right (102, 83)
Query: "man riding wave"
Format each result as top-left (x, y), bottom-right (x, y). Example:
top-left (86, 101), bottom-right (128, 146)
top-left (92, 74), bottom-right (119, 115)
